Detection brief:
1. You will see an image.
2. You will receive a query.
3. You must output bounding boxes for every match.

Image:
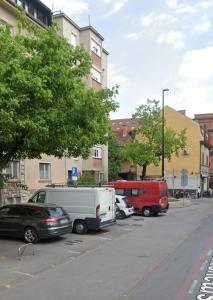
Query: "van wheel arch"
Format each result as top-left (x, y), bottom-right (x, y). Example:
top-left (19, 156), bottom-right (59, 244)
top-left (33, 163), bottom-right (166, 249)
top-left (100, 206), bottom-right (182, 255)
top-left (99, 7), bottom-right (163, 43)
top-left (142, 207), bottom-right (152, 217)
top-left (73, 220), bottom-right (88, 234)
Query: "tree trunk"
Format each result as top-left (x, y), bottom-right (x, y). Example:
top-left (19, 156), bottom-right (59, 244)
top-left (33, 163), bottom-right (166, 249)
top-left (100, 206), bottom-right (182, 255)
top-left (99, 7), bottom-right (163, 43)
top-left (141, 164), bottom-right (147, 180)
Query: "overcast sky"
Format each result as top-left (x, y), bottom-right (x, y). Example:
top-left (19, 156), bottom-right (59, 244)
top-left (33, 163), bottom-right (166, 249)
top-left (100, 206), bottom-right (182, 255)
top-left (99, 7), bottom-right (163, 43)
top-left (42, 0), bottom-right (213, 119)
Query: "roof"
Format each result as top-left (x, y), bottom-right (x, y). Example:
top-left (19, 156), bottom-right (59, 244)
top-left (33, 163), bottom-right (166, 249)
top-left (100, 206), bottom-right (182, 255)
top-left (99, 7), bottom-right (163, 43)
top-left (80, 26), bottom-right (104, 41)
top-left (53, 12), bottom-right (104, 41)
top-left (110, 118), bottom-right (139, 145)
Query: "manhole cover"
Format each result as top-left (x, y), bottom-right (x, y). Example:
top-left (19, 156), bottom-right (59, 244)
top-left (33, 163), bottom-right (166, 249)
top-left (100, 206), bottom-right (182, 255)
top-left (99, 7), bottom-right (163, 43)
top-left (65, 240), bottom-right (83, 245)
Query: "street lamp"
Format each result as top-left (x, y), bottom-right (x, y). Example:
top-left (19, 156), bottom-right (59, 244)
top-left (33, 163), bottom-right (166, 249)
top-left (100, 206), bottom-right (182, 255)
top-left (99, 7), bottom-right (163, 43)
top-left (162, 89), bottom-right (169, 180)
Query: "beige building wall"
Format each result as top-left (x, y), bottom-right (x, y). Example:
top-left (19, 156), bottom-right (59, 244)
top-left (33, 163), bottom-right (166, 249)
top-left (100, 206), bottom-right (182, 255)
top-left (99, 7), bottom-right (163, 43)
top-left (25, 155), bottom-right (83, 191)
top-left (53, 13), bottom-right (109, 183)
top-left (145, 106), bottom-right (208, 192)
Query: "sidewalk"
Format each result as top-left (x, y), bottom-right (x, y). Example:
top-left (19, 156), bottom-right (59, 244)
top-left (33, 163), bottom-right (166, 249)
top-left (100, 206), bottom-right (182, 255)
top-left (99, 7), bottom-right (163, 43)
top-left (169, 198), bottom-right (191, 208)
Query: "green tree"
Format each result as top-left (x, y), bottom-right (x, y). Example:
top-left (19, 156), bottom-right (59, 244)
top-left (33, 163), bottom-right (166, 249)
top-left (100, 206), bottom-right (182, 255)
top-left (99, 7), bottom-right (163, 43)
top-left (121, 100), bottom-right (187, 179)
top-left (0, 11), bottom-right (118, 182)
top-left (108, 133), bottom-right (123, 181)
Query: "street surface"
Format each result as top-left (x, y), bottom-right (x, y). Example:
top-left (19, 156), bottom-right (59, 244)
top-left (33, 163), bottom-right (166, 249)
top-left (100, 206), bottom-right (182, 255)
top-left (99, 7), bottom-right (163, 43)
top-left (0, 198), bottom-right (213, 300)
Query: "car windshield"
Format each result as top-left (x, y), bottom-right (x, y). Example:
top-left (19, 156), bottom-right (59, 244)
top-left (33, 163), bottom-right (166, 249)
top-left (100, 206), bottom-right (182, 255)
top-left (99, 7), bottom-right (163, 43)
top-left (46, 207), bottom-right (66, 218)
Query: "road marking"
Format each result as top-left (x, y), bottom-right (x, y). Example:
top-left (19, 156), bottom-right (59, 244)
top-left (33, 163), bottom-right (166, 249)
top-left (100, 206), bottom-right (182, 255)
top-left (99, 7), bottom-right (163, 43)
top-left (68, 250), bottom-right (81, 254)
top-left (15, 271), bottom-right (34, 278)
top-left (188, 280), bottom-right (198, 294)
top-left (95, 237), bottom-right (112, 241)
top-left (200, 260), bottom-right (208, 271)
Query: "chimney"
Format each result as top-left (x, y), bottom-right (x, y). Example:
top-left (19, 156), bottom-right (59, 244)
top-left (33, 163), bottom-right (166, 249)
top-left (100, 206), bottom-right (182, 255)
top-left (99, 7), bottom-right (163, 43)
top-left (178, 110), bottom-right (186, 116)
top-left (122, 124), bottom-right (128, 137)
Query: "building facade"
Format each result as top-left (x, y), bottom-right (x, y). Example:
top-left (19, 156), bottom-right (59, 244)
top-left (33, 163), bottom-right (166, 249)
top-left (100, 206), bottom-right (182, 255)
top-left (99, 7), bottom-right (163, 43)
top-left (111, 107), bottom-right (210, 195)
top-left (147, 107), bottom-right (209, 194)
top-left (194, 113), bottom-right (213, 188)
top-left (53, 11), bottom-right (109, 183)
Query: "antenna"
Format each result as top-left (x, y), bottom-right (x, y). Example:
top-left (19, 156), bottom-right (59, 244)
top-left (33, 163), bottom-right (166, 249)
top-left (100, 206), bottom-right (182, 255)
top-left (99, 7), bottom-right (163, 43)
top-left (52, 2), bottom-right (54, 12)
top-left (88, 15), bottom-right (91, 26)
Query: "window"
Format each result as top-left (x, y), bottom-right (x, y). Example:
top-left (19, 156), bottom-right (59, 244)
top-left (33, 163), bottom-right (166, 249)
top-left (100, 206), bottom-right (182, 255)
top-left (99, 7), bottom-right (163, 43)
top-left (201, 153), bottom-right (204, 165)
top-left (39, 163), bottom-right (51, 180)
top-left (28, 2), bottom-right (35, 16)
top-left (115, 189), bottom-right (125, 196)
top-left (131, 189), bottom-right (139, 196)
top-left (0, 207), bottom-right (10, 216)
top-left (206, 156), bottom-right (209, 166)
top-left (92, 147), bottom-right (102, 159)
top-left (8, 207), bottom-right (25, 216)
top-left (70, 32), bottom-right (77, 47)
top-left (46, 207), bottom-right (66, 218)
top-left (91, 39), bottom-right (101, 56)
top-left (4, 161), bottom-right (20, 179)
top-left (91, 68), bottom-right (101, 83)
top-left (25, 207), bottom-right (46, 218)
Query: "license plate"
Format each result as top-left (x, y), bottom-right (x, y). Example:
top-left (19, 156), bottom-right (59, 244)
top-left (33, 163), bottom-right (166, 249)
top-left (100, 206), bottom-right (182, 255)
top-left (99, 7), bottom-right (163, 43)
top-left (60, 219), bottom-right (68, 225)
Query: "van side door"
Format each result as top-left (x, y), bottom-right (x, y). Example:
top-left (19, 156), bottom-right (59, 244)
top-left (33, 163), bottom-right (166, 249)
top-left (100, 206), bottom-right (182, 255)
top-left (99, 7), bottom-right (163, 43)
top-left (126, 188), bottom-right (146, 209)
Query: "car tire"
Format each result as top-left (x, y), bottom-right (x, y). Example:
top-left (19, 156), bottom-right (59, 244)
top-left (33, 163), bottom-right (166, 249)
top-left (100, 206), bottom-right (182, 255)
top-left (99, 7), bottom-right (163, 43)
top-left (142, 207), bottom-right (152, 217)
top-left (24, 227), bottom-right (39, 243)
top-left (73, 220), bottom-right (88, 234)
top-left (117, 210), bottom-right (126, 219)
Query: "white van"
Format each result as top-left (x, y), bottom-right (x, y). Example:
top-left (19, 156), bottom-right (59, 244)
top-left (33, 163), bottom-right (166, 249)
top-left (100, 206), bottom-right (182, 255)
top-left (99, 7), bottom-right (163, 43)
top-left (28, 187), bottom-right (116, 234)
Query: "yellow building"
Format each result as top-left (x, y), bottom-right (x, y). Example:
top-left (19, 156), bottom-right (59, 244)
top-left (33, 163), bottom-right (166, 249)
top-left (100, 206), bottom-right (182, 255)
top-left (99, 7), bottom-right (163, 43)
top-left (146, 106), bottom-right (209, 194)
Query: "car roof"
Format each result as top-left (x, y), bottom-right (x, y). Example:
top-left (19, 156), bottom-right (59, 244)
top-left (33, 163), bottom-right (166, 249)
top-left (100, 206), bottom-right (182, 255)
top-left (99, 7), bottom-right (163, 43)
top-left (0, 203), bottom-right (59, 209)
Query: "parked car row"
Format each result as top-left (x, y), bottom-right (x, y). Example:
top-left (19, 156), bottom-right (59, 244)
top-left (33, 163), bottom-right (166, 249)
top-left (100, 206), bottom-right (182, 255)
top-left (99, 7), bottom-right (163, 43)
top-left (0, 181), bottom-right (169, 243)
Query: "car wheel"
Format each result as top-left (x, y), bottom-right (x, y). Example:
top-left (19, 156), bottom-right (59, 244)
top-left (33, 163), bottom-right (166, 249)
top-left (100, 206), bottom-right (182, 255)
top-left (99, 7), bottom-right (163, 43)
top-left (142, 207), bottom-right (152, 217)
top-left (73, 220), bottom-right (88, 234)
top-left (24, 227), bottom-right (39, 243)
top-left (117, 210), bottom-right (126, 219)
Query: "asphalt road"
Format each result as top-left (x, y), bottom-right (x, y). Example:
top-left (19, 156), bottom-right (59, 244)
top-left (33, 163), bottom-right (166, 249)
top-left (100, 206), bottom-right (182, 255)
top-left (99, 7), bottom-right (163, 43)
top-left (1, 198), bottom-right (213, 300)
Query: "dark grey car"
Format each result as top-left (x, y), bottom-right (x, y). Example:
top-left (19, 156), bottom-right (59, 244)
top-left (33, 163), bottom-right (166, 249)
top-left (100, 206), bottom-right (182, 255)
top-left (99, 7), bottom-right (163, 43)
top-left (0, 203), bottom-right (72, 243)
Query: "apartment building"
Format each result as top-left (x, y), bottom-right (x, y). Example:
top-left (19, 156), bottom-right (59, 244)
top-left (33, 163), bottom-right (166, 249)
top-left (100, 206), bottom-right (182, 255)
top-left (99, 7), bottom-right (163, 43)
top-left (0, 1), bottom-right (109, 205)
top-left (53, 11), bottom-right (109, 183)
top-left (1, 0), bottom-right (51, 29)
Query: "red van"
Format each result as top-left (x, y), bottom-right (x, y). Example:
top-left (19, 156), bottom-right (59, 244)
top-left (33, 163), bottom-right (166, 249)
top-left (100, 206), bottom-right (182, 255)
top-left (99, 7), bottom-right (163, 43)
top-left (109, 181), bottom-right (169, 217)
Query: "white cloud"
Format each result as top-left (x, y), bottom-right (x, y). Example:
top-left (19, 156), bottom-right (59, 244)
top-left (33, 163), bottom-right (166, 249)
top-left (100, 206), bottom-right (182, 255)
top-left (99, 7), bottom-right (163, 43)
top-left (171, 47), bottom-right (213, 117)
top-left (141, 13), bottom-right (155, 27)
top-left (125, 32), bottom-right (144, 40)
top-left (104, 0), bottom-right (127, 16)
top-left (157, 31), bottom-right (185, 49)
top-left (179, 47), bottom-right (213, 82)
top-left (140, 12), bottom-right (177, 28)
top-left (197, 0), bottom-right (213, 10)
top-left (42, 0), bottom-right (88, 14)
top-left (108, 63), bottom-right (128, 88)
top-left (194, 16), bottom-right (211, 33)
top-left (165, 0), bottom-right (177, 8)
top-left (176, 4), bottom-right (196, 14)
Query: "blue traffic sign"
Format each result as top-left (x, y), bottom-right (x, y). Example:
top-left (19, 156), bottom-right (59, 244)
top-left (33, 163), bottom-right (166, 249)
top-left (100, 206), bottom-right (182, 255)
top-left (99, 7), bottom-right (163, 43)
top-left (72, 167), bottom-right (78, 177)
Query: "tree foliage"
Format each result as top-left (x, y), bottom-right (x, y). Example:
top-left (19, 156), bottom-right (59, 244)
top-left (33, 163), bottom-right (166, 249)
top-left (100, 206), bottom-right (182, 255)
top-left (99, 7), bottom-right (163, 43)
top-left (121, 100), bottom-right (187, 179)
top-left (0, 10), bottom-right (118, 174)
top-left (108, 133), bottom-right (123, 181)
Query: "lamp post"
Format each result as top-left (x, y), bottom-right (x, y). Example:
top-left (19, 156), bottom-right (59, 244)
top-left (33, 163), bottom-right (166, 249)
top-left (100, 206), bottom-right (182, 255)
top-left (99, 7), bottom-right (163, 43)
top-left (162, 89), bottom-right (169, 180)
